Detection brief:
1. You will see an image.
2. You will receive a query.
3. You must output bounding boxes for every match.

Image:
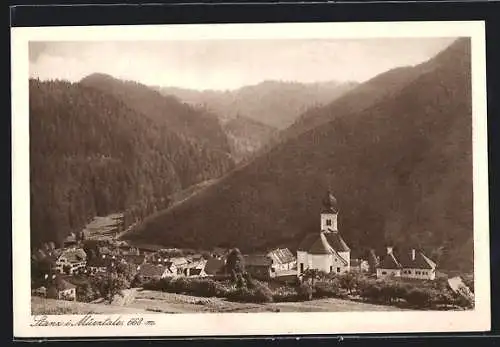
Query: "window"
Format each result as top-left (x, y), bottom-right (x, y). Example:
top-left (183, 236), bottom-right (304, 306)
top-left (337, 267), bottom-right (340, 273)
top-left (382, 271), bottom-right (387, 275)
top-left (299, 263), bottom-right (304, 274)
top-left (330, 266), bottom-right (333, 273)
top-left (326, 219), bottom-right (332, 226)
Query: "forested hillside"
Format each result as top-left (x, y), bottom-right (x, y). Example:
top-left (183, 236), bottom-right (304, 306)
top-left (127, 38), bottom-right (473, 271)
top-left (157, 80), bottom-right (357, 129)
top-left (80, 73), bottom-right (231, 154)
top-left (223, 116), bottom-right (278, 163)
top-left (29, 79), bottom-right (235, 248)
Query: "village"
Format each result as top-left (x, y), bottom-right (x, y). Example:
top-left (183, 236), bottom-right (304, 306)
top-left (30, 191), bottom-right (475, 312)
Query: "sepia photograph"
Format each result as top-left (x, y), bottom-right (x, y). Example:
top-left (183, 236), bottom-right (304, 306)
top-left (11, 21), bottom-right (490, 337)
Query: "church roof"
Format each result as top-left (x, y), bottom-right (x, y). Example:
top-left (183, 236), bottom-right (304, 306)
top-left (298, 231), bottom-right (350, 253)
top-left (323, 231), bottom-right (350, 252)
top-left (298, 232), bottom-right (349, 265)
top-left (308, 233), bottom-right (335, 255)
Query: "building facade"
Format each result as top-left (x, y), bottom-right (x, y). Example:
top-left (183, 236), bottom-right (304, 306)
top-left (297, 191), bottom-right (351, 277)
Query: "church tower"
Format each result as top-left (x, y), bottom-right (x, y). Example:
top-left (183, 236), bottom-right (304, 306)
top-left (321, 190), bottom-right (338, 232)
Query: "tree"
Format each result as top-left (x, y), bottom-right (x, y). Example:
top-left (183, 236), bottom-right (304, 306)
top-left (92, 271), bottom-right (129, 304)
top-left (226, 248), bottom-right (245, 281)
top-left (297, 282), bottom-right (313, 301)
top-left (77, 282), bottom-right (97, 302)
top-left (302, 269), bottom-right (326, 287)
top-left (338, 272), bottom-right (357, 294)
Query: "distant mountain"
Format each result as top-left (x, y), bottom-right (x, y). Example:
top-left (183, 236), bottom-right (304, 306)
top-left (223, 115), bottom-right (278, 163)
top-left (156, 80), bottom-right (357, 129)
top-left (29, 78), bottom-right (235, 248)
top-left (80, 73), bottom-right (231, 154)
top-left (126, 38), bottom-right (473, 272)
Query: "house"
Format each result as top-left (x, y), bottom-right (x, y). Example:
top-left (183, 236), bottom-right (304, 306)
top-left (54, 248), bottom-right (87, 275)
top-left (46, 277), bottom-right (77, 301)
top-left (376, 247), bottom-right (402, 278)
top-left (244, 255), bottom-right (274, 280)
top-left (204, 256), bottom-right (226, 277)
top-left (297, 191), bottom-right (351, 276)
top-left (448, 276), bottom-right (474, 304)
top-left (32, 286), bottom-right (47, 297)
top-left (63, 233), bottom-right (78, 248)
top-left (134, 243), bottom-right (165, 255)
top-left (399, 249), bottom-right (437, 280)
top-left (183, 259), bottom-right (208, 277)
top-left (118, 244), bottom-right (140, 255)
top-left (188, 268), bottom-right (207, 277)
top-left (137, 263), bottom-right (172, 282)
top-left (350, 258), bottom-right (369, 273)
top-left (87, 254), bottom-right (118, 274)
top-left (376, 247), bottom-right (437, 280)
top-left (266, 248), bottom-right (296, 273)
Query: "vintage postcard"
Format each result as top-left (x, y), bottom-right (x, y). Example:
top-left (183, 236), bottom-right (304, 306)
top-left (12, 21), bottom-right (490, 338)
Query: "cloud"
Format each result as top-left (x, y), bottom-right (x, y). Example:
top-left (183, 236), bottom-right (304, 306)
top-left (29, 38), bottom-right (457, 90)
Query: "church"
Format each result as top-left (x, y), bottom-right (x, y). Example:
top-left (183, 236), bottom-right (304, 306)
top-left (297, 191), bottom-right (351, 277)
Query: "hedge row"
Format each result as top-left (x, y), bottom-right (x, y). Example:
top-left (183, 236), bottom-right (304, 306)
top-left (141, 274), bottom-right (473, 309)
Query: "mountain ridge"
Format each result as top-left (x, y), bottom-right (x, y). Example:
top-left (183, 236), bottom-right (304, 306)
top-left (126, 38), bottom-right (473, 271)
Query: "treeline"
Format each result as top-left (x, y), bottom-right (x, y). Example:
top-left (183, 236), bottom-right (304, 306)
top-left (29, 78), bottom-right (235, 248)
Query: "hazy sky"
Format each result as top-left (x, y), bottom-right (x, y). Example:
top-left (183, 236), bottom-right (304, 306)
top-left (29, 38), bottom-right (457, 90)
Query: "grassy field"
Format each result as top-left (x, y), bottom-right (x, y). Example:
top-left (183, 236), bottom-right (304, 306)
top-left (32, 290), bottom-right (406, 315)
top-left (31, 296), bottom-right (151, 315)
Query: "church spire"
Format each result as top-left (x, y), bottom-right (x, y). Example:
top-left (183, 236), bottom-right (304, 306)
top-left (321, 190), bottom-right (339, 232)
top-left (322, 190), bottom-right (339, 214)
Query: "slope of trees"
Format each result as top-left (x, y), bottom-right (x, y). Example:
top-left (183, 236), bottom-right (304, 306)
top-left (127, 38), bottom-right (474, 271)
top-left (157, 80), bottom-right (357, 129)
top-left (30, 79), bottom-right (235, 248)
top-left (80, 73), bottom-right (232, 154)
top-left (222, 115), bottom-right (278, 163)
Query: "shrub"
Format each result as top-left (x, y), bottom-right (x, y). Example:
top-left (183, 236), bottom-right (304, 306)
top-left (297, 282), bottom-right (313, 301)
top-left (253, 282), bottom-right (274, 303)
top-left (272, 286), bottom-right (299, 302)
top-left (405, 288), bottom-right (432, 308)
top-left (337, 273), bottom-right (358, 294)
top-left (313, 281), bottom-right (343, 299)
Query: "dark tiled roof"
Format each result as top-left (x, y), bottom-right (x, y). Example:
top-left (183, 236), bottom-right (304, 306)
top-left (87, 256), bottom-right (116, 268)
top-left (243, 255), bottom-right (273, 267)
top-left (324, 232), bottom-right (350, 252)
top-left (138, 263), bottom-right (166, 277)
top-left (60, 248), bottom-right (87, 263)
top-left (298, 231), bottom-right (350, 253)
top-left (399, 251), bottom-right (437, 269)
top-left (308, 233), bottom-right (335, 255)
top-left (297, 233), bottom-right (319, 251)
top-left (378, 253), bottom-right (402, 270)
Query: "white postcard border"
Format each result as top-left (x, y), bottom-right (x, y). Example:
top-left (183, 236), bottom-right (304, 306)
top-left (11, 20), bottom-right (490, 337)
